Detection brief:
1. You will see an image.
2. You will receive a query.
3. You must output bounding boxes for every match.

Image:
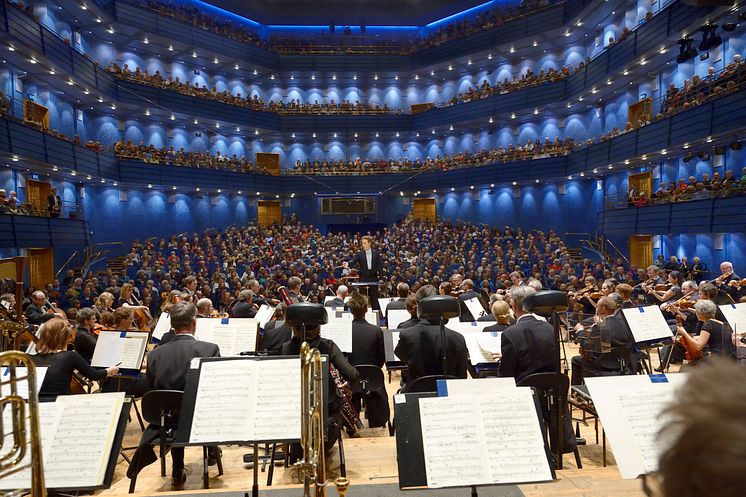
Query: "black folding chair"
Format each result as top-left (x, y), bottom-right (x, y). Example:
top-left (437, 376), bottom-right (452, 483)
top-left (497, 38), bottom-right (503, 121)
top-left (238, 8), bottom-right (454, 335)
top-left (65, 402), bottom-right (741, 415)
top-left (517, 372), bottom-right (582, 470)
top-left (402, 374), bottom-right (456, 394)
top-left (355, 364), bottom-right (392, 435)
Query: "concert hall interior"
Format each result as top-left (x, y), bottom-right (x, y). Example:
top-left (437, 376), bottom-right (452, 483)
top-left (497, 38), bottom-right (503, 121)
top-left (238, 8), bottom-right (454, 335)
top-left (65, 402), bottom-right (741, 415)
top-left (1, 0), bottom-right (746, 495)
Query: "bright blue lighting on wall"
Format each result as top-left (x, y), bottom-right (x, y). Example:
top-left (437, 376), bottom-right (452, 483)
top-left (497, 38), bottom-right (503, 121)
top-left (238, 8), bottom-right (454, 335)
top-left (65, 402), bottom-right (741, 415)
top-left (196, 0), bottom-right (262, 27)
top-left (425, 0), bottom-right (502, 28)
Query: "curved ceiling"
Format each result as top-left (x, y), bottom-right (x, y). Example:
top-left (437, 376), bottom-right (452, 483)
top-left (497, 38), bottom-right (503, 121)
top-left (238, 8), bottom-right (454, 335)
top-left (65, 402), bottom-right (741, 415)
top-left (201, 0), bottom-right (492, 26)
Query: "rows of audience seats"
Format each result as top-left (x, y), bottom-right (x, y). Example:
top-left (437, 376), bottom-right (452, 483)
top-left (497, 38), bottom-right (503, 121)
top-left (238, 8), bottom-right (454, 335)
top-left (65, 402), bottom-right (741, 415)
top-left (630, 168), bottom-right (746, 207)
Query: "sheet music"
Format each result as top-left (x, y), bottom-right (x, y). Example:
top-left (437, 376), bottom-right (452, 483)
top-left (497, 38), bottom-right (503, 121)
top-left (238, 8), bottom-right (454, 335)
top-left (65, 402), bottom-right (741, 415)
top-left (91, 331), bottom-right (149, 369)
top-left (440, 377), bottom-right (515, 396)
top-left (419, 388), bottom-right (551, 488)
top-left (720, 302), bottom-right (746, 336)
top-left (152, 312), bottom-right (171, 340)
top-left (478, 332), bottom-right (502, 356)
top-left (320, 310), bottom-right (353, 353)
top-left (189, 358), bottom-right (301, 443)
top-left (461, 331), bottom-right (497, 365)
top-left (0, 367), bottom-right (47, 399)
top-left (195, 318), bottom-right (258, 356)
top-left (622, 305), bottom-right (673, 343)
top-left (254, 304), bottom-right (275, 329)
top-left (448, 321), bottom-right (493, 334)
top-left (378, 297), bottom-right (394, 313)
top-left (0, 393), bottom-right (125, 490)
top-left (464, 297), bottom-right (487, 320)
top-left (585, 375), bottom-right (686, 478)
top-left (386, 309), bottom-right (410, 330)
top-left (365, 310), bottom-right (379, 326)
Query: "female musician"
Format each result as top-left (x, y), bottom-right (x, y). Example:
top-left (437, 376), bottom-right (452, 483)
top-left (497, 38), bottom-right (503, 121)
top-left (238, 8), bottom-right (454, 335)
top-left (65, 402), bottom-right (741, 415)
top-left (676, 299), bottom-right (736, 361)
top-left (94, 292), bottom-right (115, 320)
top-left (485, 300), bottom-right (514, 332)
top-left (32, 318), bottom-right (118, 400)
top-left (98, 311), bottom-right (116, 329)
top-left (112, 306), bottom-right (135, 331)
top-left (160, 289), bottom-right (183, 314)
top-left (74, 307), bottom-right (98, 364)
top-left (648, 270), bottom-right (683, 304)
top-left (439, 281), bottom-right (453, 296)
top-left (117, 282), bottom-right (146, 310)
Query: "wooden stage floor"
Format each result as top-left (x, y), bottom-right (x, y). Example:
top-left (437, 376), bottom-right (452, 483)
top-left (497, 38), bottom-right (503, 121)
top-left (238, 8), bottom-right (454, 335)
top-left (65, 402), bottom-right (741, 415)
top-left (96, 343), bottom-right (659, 497)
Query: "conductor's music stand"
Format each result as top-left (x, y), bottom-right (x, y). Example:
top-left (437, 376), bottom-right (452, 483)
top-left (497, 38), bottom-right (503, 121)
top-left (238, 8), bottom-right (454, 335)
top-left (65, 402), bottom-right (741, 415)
top-left (417, 295), bottom-right (460, 376)
top-left (349, 281), bottom-right (384, 309)
top-left (522, 290), bottom-right (569, 470)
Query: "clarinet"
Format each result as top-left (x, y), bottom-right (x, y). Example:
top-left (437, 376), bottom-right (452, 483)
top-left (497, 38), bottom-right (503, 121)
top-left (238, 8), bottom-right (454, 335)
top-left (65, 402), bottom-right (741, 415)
top-left (329, 365), bottom-right (364, 432)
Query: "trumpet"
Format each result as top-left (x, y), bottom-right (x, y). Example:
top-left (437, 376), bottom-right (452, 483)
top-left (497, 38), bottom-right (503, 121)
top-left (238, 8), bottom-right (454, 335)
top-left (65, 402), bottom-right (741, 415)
top-left (296, 341), bottom-right (350, 497)
top-left (0, 351), bottom-right (46, 497)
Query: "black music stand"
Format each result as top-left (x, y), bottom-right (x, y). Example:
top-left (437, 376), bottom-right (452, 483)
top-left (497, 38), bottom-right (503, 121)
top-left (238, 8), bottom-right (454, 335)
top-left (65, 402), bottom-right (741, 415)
top-left (418, 296), bottom-right (460, 377)
top-left (285, 302), bottom-right (329, 341)
top-left (522, 290), bottom-right (569, 470)
top-left (349, 281), bottom-right (384, 309)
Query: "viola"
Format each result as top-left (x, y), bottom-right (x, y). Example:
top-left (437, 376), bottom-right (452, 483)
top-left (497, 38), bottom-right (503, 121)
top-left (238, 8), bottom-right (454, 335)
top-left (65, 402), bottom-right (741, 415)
top-left (675, 314), bottom-right (703, 363)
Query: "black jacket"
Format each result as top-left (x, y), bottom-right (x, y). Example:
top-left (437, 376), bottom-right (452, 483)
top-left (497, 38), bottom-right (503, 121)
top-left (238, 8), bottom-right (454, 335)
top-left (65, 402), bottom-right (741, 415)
top-left (324, 297), bottom-right (348, 310)
top-left (386, 298), bottom-right (407, 315)
top-left (499, 315), bottom-right (557, 383)
top-left (483, 322), bottom-right (510, 333)
top-left (395, 319), bottom-right (468, 385)
top-left (260, 322), bottom-right (293, 354)
top-left (349, 249), bottom-right (383, 282)
top-left (396, 316), bottom-right (420, 329)
top-left (458, 290), bottom-right (487, 321)
top-left (146, 334), bottom-right (220, 390)
top-left (578, 311), bottom-right (635, 377)
top-left (74, 327), bottom-right (98, 364)
top-left (231, 301), bottom-right (257, 318)
top-left (25, 303), bottom-right (55, 325)
top-left (349, 318), bottom-right (385, 368)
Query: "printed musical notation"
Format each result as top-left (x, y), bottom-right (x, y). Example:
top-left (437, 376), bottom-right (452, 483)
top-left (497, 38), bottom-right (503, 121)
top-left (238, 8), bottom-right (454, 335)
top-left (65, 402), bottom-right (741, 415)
top-left (195, 318), bottom-right (258, 356)
top-left (320, 310), bottom-right (353, 353)
top-left (386, 309), bottom-right (410, 331)
top-left (152, 312), bottom-right (171, 340)
top-left (92, 331), bottom-right (148, 369)
top-left (188, 358), bottom-right (301, 444)
top-left (419, 388), bottom-right (552, 488)
top-left (622, 306), bottom-right (673, 343)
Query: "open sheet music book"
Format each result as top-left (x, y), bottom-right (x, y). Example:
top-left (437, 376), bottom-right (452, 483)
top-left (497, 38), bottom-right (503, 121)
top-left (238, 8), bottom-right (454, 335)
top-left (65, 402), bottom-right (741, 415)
top-left (720, 302), bottom-right (746, 336)
top-left (320, 309), bottom-right (353, 353)
top-left (585, 375), bottom-right (687, 478)
top-left (378, 298), bottom-right (394, 313)
top-left (419, 387), bottom-right (552, 488)
top-left (0, 367), bottom-right (47, 399)
top-left (386, 309), bottom-right (410, 330)
top-left (254, 304), bottom-right (275, 329)
top-left (621, 305), bottom-right (674, 343)
top-left (91, 331), bottom-right (149, 370)
top-left (464, 297), bottom-right (487, 320)
top-left (188, 357), bottom-right (301, 443)
top-left (195, 318), bottom-right (258, 356)
top-left (365, 310), bottom-right (379, 326)
top-left (152, 312), bottom-right (171, 340)
top-left (0, 393), bottom-right (125, 490)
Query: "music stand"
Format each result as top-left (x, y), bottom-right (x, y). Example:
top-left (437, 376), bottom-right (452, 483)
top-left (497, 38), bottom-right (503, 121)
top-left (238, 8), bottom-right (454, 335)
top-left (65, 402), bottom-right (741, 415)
top-left (522, 290), bottom-right (569, 470)
top-left (349, 281), bottom-right (384, 309)
top-left (418, 296), bottom-right (460, 377)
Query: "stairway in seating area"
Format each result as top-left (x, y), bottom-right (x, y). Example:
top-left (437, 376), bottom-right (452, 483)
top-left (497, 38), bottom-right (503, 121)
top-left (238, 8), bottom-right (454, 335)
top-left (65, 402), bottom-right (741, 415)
top-left (566, 248), bottom-right (584, 264)
top-left (105, 256), bottom-right (126, 275)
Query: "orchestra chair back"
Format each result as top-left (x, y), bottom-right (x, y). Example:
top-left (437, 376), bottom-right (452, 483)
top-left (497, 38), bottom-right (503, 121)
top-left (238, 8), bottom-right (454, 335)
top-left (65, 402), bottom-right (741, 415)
top-left (402, 374), bottom-right (457, 394)
top-left (354, 364), bottom-right (391, 434)
top-left (127, 390), bottom-right (184, 493)
top-left (516, 372), bottom-right (581, 470)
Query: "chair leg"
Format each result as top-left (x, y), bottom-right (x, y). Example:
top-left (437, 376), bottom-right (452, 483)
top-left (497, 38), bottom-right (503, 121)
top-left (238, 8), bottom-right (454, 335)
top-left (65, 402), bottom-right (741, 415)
top-left (338, 432), bottom-right (347, 478)
top-left (216, 447), bottom-right (224, 477)
top-left (133, 400), bottom-right (146, 431)
top-left (202, 446), bottom-right (209, 489)
top-left (159, 442), bottom-right (166, 477)
top-left (574, 448), bottom-right (583, 469)
top-left (267, 443), bottom-right (277, 486)
top-left (128, 472), bottom-right (137, 494)
top-left (602, 430), bottom-right (607, 467)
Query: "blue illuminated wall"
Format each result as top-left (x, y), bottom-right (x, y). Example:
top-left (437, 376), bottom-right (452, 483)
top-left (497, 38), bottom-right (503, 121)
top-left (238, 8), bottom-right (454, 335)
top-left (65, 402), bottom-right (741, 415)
top-left (656, 234), bottom-right (746, 280)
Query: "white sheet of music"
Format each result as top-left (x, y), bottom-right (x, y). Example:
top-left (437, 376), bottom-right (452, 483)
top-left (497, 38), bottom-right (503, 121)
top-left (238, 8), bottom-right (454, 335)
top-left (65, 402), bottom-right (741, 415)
top-left (621, 305), bottom-right (673, 343)
top-left (585, 375), bottom-right (686, 478)
top-left (152, 312), bottom-right (171, 340)
top-left (0, 367), bottom-right (47, 399)
top-left (440, 377), bottom-right (515, 396)
top-left (254, 304), bottom-right (275, 329)
top-left (719, 302), bottom-right (746, 335)
top-left (189, 358), bottom-right (301, 443)
top-left (419, 388), bottom-right (551, 488)
top-left (478, 332), bottom-right (502, 357)
top-left (386, 309), bottom-right (410, 330)
top-left (320, 309), bottom-right (353, 353)
top-left (448, 321), bottom-right (493, 334)
top-left (195, 317), bottom-right (258, 356)
top-left (0, 392), bottom-right (125, 490)
top-left (378, 297), bottom-right (393, 313)
top-left (462, 331), bottom-right (495, 365)
top-left (365, 310), bottom-right (379, 326)
top-left (464, 297), bottom-right (487, 319)
top-left (91, 331), bottom-right (149, 369)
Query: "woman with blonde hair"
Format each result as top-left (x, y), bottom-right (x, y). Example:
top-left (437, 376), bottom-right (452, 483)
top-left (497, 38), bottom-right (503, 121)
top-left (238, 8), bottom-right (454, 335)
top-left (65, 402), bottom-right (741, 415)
top-left (94, 291), bottom-right (115, 320)
top-left (485, 300), bottom-right (514, 332)
top-left (31, 317), bottom-right (118, 399)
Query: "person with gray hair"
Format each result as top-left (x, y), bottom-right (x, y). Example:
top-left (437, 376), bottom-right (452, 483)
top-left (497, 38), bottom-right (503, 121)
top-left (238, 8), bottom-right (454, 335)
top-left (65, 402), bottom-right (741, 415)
top-left (196, 297), bottom-right (214, 317)
top-left (324, 284), bottom-right (349, 309)
top-left (25, 290), bottom-right (64, 324)
top-left (74, 307), bottom-right (99, 364)
top-left (385, 282), bottom-right (410, 315)
top-left (676, 299), bottom-right (736, 361)
top-left (146, 300), bottom-right (220, 485)
top-left (499, 285), bottom-right (558, 382)
top-left (231, 289), bottom-right (256, 318)
top-left (527, 278), bottom-right (543, 292)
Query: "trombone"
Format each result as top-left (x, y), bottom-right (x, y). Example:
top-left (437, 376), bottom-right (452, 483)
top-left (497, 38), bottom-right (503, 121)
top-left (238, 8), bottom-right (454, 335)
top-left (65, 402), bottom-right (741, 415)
top-left (0, 350), bottom-right (46, 497)
top-left (297, 341), bottom-right (349, 497)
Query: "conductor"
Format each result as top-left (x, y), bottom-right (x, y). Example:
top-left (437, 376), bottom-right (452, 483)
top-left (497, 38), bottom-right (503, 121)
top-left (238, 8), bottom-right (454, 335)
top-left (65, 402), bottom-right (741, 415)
top-left (344, 235), bottom-right (383, 310)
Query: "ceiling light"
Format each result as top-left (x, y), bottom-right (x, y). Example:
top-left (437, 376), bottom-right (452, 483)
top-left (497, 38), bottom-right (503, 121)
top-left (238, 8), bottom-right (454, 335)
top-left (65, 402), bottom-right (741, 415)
top-left (395, 132), bottom-right (400, 137)
top-left (333, 133), bottom-right (337, 138)
top-left (533, 40), bottom-right (538, 47)
top-left (311, 74), bottom-right (315, 80)
top-left (565, 30), bottom-right (571, 37)
top-left (147, 184), bottom-right (152, 188)
top-left (192, 51), bottom-right (197, 58)
top-left (430, 70), bottom-right (435, 76)
top-left (414, 74), bottom-right (419, 80)
top-left (291, 132), bottom-right (296, 138)
top-left (218, 189), bottom-right (222, 193)
top-left (535, 179), bottom-right (539, 183)
top-left (448, 65), bottom-right (452, 71)
top-left (640, 58), bottom-right (647, 65)
top-left (512, 181), bottom-right (517, 186)
top-left (29, 58), bottom-right (36, 64)
top-left (238, 190), bottom-right (242, 194)
top-left (270, 74), bottom-right (275, 80)
top-left (511, 113), bottom-right (515, 119)
top-left (236, 126), bottom-right (240, 132)
top-left (488, 53), bottom-right (492, 60)
top-left (170, 114), bottom-right (175, 120)
top-left (107, 27), bottom-right (115, 34)
top-left (97, 96), bottom-right (103, 103)
top-left (81, 4), bottom-right (87, 9)
top-left (533, 108), bottom-right (539, 115)
top-left (254, 69), bottom-right (258, 75)
top-left (374, 74), bottom-right (378, 80)
top-left (143, 38), bottom-right (149, 44)
top-left (312, 132), bottom-right (316, 138)
top-left (100, 178), bottom-right (105, 183)
top-left (113, 182), bottom-right (117, 186)
top-left (214, 58), bottom-right (219, 64)
top-left (49, 69), bottom-right (55, 75)
top-left (449, 125), bottom-right (453, 131)
top-left (86, 175), bottom-right (92, 180)
top-left (83, 89), bottom-right (90, 95)
top-left (395, 75), bottom-right (399, 80)
top-left (215, 122), bottom-right (220, 128)
top-left (255, 129), bottom-right (259, 135)
top-left (194, 118), bottom-right (199, 124)
top-left (509, 47), bottom-right (515, 53)
top-left (168, 45), bottom-right (174, 51)
top-left (353, 75), bottom-right (357, 80)
top-left (451, 187), bottom-right (455, 191)
top-left (489, 117), bottom-right (493, 124)
top-left (467, 60), bottom-right (472, 65)
top-left (235, 64), bottom-right (240, 70)
top-left (67, 80), bottom-right (74, 86)
top-left (375, 132), bottom-right (379, 138)
top-left (332, 74), bottom-right (336, 80)
top-left (7, 46), bottom-right (15, 52)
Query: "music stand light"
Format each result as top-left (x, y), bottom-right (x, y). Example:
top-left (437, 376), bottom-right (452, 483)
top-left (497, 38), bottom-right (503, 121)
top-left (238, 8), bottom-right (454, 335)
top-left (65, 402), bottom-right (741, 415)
top-left (417, 295), bottom-right (461, 377)
top-left (521, 290), bottom-right (569, 469)
top-left (285, 302), bottom-right (329, 342)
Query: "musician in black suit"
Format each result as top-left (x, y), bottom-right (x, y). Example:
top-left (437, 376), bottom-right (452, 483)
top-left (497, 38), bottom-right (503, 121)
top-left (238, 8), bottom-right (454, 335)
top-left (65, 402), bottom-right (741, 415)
top-left (280, 308), bottom-right (359, 454)
top-left (286, 276), bottom-right (304, 304)
top-left (570, 296), bottom-right (635, 385)
top-left (713, 261), bottom-right (741, 303)
top-left (498, 286), bottom-right (557, 383)
top-left (396, 294), bottom-right (421, 329)
top-left (145, 302), bottom-right (220, 485)
top-left (25, 291), bottom-right (64, 325)
top-left (74, 307), bottom-right (99, 364)
top-left (483, 300), bottom-right (513, 332)
top-left (395, 285), bottom-right (469, 387)
top-left (457, 279), bottom-right (487, 321)
top-left (324, 284), bottom-right (349, 310)
top-left (230, 290), bottom-right (257, 318)
top-left (344, 235), bottom-right (383, 310)
top-left (385, 283), bottom-right (409, 315)
top-left (260, 304), bottom-right (292, 354)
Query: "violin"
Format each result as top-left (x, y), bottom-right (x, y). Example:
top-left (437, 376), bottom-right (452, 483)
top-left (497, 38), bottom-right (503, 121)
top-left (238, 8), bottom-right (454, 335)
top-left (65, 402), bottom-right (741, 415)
top-left (711, 271), bottom-right (734, 285)
top-left (210, 309), bottom-right (229, 318)
top-left (675, 314), bottom-right (703, 363)
top-left (654, 283), bottom-right (672, 292)
top-left (92, 323), bottom-right (106, 336)
top-left (728, 278), bottom-right (746, 288)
